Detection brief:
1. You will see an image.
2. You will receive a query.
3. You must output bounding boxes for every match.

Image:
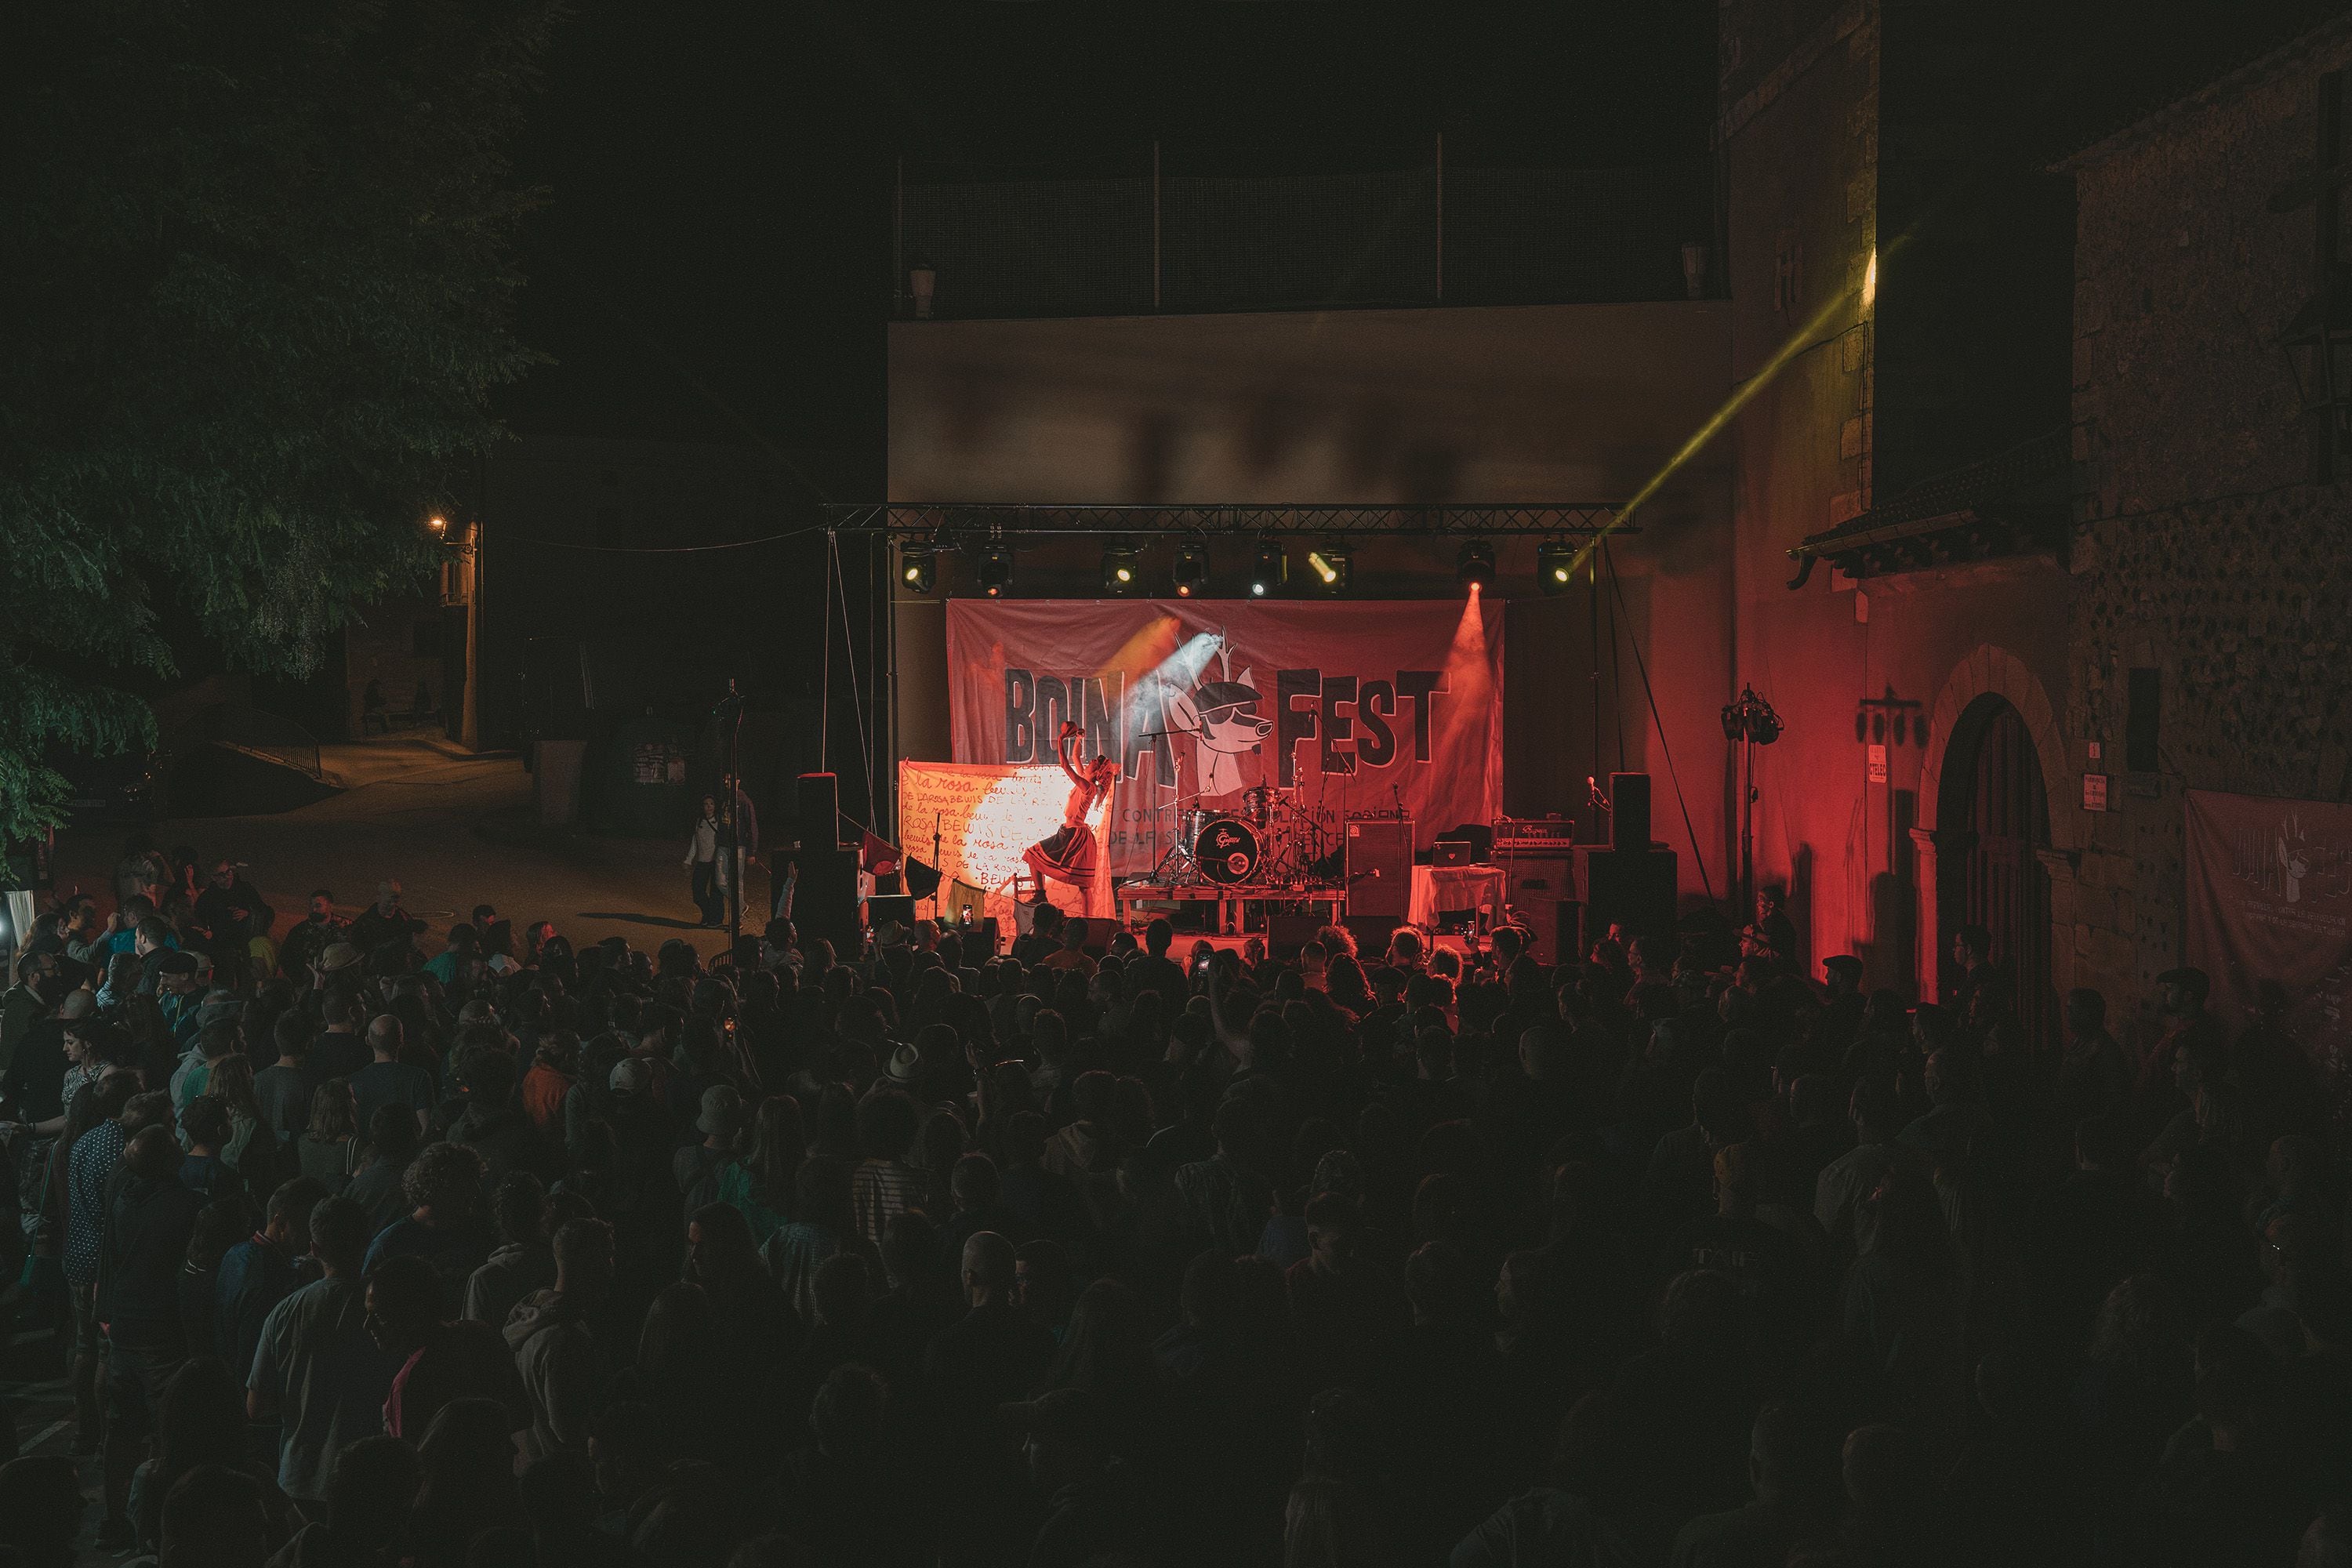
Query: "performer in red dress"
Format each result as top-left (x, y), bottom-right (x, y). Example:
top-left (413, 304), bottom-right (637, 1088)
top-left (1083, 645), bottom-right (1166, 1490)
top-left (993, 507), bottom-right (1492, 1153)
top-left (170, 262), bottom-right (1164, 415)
top-left (1023, 720), bottom-right (1116, 904)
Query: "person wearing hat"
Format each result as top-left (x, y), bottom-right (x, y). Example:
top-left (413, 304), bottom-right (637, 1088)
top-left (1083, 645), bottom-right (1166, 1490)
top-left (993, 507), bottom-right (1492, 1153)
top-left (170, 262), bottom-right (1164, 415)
top-left (675, 1084), bottom-right (746, 1209)
top-left (314, 940), bottom-right (364, 981)
top-left (149, 949), bottom-right (205, 1042)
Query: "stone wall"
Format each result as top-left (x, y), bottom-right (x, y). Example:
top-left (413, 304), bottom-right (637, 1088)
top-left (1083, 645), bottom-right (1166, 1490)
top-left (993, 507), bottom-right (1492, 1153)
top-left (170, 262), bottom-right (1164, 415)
top-left (2063, 19), bottom-right (2352, 1039)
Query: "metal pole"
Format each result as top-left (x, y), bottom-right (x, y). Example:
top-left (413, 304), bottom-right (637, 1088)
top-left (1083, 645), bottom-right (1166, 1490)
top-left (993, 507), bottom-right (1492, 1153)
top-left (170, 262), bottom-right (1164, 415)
top-left (819, 531), bottom-right (833, 771)
top-left (728, 682), bottom-right (743, 956)
top-left (1740, 732), bottom-right (1755, 918)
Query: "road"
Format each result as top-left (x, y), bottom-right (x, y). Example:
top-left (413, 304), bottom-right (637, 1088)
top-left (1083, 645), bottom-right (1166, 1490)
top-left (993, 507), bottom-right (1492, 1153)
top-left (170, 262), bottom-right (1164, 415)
top-left (48, 735), bottom-right (757, 958)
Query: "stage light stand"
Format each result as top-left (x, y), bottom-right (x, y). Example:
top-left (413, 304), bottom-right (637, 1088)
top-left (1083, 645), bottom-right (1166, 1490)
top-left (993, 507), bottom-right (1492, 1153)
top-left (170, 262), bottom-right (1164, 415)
top-left (1720, 685), bottom-right (1783, 918)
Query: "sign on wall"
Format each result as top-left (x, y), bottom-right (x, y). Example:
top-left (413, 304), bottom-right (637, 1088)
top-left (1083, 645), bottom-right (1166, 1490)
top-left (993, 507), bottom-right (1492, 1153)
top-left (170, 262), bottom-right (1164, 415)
top-left (2184, 789), bottom-right (2352, 1110)
top-left (943, 598), bottom-right (1504, 880)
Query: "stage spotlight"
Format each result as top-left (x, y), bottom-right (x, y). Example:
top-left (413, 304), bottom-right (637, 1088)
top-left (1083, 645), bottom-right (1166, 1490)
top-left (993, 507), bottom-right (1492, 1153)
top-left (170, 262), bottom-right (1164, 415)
top-left (1537, 539), bottom-right (1575, 596)
top-left (1307, 543), bottom-right (1354, 594)
top-left (900, 540), bottom-right (937, 594)
top-left (1102, 539), bottom-right (1143, 594)
top-left (1456, 539), bottom-right (1495, 590)
top-left (1173, 539), bottom-right (1209, 597)
top-left (1250, 541), bottom-right (1287, 597)
top-left (976, 536), bottom-right (1014, 597)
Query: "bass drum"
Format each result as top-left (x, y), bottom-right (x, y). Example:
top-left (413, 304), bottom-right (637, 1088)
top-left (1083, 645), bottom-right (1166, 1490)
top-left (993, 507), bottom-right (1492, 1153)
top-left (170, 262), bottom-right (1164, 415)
top-left (1195, 817), bottom-right (1261, 885)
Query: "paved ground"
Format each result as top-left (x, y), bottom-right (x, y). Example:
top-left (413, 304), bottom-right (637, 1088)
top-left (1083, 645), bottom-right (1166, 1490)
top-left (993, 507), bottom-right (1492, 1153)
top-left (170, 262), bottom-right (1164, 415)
top-left (8, 735), bottom-right (754, 1560)
top-left (48, 735), bottom-right (764, 960)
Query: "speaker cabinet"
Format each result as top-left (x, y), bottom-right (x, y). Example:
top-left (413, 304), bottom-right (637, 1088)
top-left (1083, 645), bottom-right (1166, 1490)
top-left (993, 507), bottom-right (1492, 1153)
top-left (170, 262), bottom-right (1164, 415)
top-left (1500, 853), bottom-right (1577, 916)
top-left (1345, 818), bottom-right (1414, 920)
top-left (1609, 771), bottom-right (1653, 851)
top-left (1269, 912), bottom-right (1326, 959)
top-left (1581, 846), bottom-right (1676, 944)
top-left (794, 847), bottom-right (861, 951)
top-left (796, 772), bottom-right (840, 845)
top-left (1518, 899), bottom-right (1581, 967)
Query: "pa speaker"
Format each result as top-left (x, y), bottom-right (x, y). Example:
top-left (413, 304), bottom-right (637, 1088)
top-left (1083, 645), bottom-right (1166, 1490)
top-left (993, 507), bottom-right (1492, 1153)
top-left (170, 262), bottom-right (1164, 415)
top-left (796, 772), bottom-right (840, 845)
top-left (1581, 846), bottom-right (1675, 944)
top-left (1609, 772), bottom-right (1653, 851)
top-left (866, 893), bottom-right (915, 931)
top-left (794, 847), bottom-right (861, 951)
top-left (1514, 899), bottom-right (1582, 967)
top-left (1345, 818), bottom-right (1414, 920)
top-left (1269, 913), bottom-right (1326, 960)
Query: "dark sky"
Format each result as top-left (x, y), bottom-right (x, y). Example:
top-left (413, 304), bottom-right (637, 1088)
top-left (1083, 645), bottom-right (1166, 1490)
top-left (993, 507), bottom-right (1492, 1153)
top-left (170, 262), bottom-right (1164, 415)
top-left (495, 0), bottom-right (2346, 477)
top-left (495, 2), bottom-right (1720, 472)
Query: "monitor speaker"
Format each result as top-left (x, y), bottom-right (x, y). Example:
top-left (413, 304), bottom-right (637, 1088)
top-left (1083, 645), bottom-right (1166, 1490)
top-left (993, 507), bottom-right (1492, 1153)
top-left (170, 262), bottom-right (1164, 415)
top-left (1581, 846), bottom-right (1676, 944)
top-left (1345, 818), bottom-right (1414, 920)
top-left (1269, 913), bottom-right (1326, 959)
top-left (1343, 913), bottom-right (1401, 955)
top-left (796, 772), bottom-right (840, 845)
top-left (866, 893), bottom-right (915, 931)
top-left (1609, 771), bottom-right (1652, 851)
top-left (794, 847), bottom-right (861, 951)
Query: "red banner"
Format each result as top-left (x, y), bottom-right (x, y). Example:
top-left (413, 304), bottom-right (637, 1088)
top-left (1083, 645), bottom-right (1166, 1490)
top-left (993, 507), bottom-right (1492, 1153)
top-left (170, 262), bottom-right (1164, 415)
top-left (2184, 788), bottom-right (2352, 1098)
top-left (945, 597), bottom-right (1504, 880)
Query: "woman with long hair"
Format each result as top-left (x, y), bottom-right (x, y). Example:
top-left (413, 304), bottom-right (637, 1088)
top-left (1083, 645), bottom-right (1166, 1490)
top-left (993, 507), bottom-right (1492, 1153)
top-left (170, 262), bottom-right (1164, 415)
top-left (199, 1054), bottom-right (266, 1179)
top-left (296, 1078), bottom-right (361, 1193)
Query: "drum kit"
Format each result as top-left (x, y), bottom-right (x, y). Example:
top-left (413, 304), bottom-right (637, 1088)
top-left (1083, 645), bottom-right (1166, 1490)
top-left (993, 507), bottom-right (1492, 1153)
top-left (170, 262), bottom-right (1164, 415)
top-left (1142, 780), bottom-right (1338, 891)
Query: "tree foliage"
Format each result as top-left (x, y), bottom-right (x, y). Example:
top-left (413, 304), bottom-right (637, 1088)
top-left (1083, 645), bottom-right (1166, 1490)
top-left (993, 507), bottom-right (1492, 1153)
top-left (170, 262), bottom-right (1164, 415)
top-left (2, 0), bottom-right (557, 840)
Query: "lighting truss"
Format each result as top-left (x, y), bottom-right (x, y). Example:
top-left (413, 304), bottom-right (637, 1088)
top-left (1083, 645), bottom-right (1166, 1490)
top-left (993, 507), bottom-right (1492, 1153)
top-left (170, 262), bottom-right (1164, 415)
top-left (825, 503), bottom-right (1627, 539)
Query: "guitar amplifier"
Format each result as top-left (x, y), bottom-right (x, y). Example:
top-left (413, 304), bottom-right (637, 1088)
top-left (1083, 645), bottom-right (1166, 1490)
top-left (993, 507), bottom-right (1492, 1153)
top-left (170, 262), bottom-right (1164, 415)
top-left (1345, 817), bottom-right (1414, 920)
top-left (1494, 815), bottom-right (1578, 853)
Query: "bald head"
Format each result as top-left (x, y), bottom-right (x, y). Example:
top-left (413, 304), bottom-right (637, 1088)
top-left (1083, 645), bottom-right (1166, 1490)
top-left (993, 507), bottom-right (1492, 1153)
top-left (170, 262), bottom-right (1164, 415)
top-left (960, 1230), bottom-right (1015, 1302)
top-left (366, 1014), bottom-right (403, 1061)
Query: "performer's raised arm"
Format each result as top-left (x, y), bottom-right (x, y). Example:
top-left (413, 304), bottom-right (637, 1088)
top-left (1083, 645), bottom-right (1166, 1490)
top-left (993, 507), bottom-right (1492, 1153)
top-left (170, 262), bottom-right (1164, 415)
top-left (1055, 720), bottom-right (1087, 786)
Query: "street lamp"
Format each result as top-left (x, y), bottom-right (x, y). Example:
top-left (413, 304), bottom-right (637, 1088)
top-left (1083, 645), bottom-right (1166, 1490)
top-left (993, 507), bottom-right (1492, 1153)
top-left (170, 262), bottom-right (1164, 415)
top-left (426, 513), bottom-right (484, 750)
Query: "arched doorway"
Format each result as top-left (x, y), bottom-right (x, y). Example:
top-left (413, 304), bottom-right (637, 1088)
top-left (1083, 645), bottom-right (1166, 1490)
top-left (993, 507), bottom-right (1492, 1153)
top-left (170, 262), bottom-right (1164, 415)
top-left (1936, 694), bottom-right (2054, 1046)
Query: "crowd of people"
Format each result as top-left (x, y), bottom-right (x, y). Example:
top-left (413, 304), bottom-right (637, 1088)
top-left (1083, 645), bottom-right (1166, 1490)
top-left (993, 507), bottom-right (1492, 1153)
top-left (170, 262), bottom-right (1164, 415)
top-left (0, 834), bottom-right (2346, 1566)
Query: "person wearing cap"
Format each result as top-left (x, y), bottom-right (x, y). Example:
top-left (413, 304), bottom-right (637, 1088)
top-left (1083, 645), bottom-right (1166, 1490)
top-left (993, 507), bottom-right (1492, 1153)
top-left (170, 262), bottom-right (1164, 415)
top-left (676, 1084), bottom-right (746, 1209)
top-left (149, 948), bottom-right (205, 1040)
